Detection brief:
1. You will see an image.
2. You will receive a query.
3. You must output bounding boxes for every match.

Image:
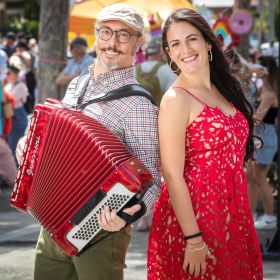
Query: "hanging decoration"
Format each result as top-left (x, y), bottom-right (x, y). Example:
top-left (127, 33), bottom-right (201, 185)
top-left (229, 10), bottom-right (253, 35)
top-left (213, 18), bottom-right (232, 49)
top-left (148, 13), bottom-right (162, 38)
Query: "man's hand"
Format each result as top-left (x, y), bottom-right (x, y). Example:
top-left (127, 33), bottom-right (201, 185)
top-left (15, 136), bottom-right (27, 164)
top-left (96, 204), bottom-right (141, 232)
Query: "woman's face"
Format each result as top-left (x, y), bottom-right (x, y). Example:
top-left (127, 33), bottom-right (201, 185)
top-left (6, 70), bottom-right (17, 83)
top-left (166, 21), bottom-right (211, 75)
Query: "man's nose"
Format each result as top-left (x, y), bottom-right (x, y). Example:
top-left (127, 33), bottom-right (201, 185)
top-left (108, 31), bottom-right (118, 44)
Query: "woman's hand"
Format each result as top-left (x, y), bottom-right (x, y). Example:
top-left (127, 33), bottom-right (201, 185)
top-left (183, 241), bottom-right (216, 277)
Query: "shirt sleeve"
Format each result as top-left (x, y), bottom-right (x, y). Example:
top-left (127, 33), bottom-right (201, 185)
top-left (122, 101), bottom-right (161, 213)
top-left (62, 59), bottom-right (74, 74)
top-left (62, 76), bottom-right (79, 103)
top-left (13, 83), bottom-right (28, 104)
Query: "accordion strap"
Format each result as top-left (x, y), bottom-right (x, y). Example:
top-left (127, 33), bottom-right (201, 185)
top-left (74, 73), bottom-right (157, 109)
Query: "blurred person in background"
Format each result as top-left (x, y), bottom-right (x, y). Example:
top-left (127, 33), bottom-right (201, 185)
top-left (0, 81), bottom-right (17, 190)
top-left (136, 36), bottom-right (176, 232)
top-left (10, 40), bottom-right (37, 113)
top-left (0, 49), bottom-right (7, 81)
top-left (56, 37), bottom-right (94, 87)
top-left (9, 40), bottom-right (32, 82)
top-left (136, 36), bottom-right (176, 106)
top-left (0, 32), bottom-right (16, 58)
top-left (4, 65), bottom-right (28, 161)
top-left (247, 55), bottom-right (279, 230)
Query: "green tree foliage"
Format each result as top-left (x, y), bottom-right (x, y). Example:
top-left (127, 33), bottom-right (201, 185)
top-left (8, 0), bottom-right (40, 37)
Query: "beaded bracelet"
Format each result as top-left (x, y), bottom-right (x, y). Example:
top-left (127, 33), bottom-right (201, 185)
top-left (184, 231), bottom-right (202, 240)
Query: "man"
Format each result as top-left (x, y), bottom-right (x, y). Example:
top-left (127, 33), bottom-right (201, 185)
top-left (56, 37), bottom-right (94, 87)
top-left (0, 32), bottom-right (16, 58)
top-left (136, 36), bottom-right (176, 106)
top-left (17, 4), bottom-right (160, 280)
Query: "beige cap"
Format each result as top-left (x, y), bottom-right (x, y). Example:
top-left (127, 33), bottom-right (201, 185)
top-left (96, 4), bottom-right (144, 33)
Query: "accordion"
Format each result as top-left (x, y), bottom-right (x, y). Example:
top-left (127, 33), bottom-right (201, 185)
top-left (10, 99), bottom-right (152, 255)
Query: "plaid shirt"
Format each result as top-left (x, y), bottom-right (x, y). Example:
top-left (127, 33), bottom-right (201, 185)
top-left (63, 64), bottom-right (161, 213)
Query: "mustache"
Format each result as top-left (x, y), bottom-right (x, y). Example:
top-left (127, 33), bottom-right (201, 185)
top-left (101, 47), bottom-right (123, 54)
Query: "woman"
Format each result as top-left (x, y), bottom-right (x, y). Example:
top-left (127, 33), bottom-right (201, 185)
top-left (147, 9), bottom-right (263, 279)
top-left (0, 80), bottom-right (18, 187)
top-left (5, 65), bottom-right (28, 160)
top-left (247, 56), bottom-right (278, 230)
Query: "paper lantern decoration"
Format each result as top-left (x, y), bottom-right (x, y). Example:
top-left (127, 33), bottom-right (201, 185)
top-left (229, 10), bottom-right (253, 35)
top-left (213, 18), bottom-right (232, 49)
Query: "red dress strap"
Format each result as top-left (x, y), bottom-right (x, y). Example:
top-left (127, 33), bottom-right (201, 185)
top-left (173, 86), bottom-right (205, 106)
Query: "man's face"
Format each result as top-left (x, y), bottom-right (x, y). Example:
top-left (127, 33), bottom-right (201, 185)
top-left (70, 45), bottom-right (86, 59)
top-left (95, 20), bottom-right (141, 72)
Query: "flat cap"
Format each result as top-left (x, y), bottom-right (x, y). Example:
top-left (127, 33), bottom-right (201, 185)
top-left (96, 4), bottom-right (144, 33)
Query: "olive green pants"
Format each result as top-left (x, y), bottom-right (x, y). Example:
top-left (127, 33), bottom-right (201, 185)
top-left (33, 226), bottom-right (132, 280)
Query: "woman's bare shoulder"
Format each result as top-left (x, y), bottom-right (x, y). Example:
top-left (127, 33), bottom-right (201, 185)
top-left (161, 87), bottom-right (191, 108)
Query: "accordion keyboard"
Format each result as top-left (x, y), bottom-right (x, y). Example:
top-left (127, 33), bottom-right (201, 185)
top-left (66, 182), bottom-right (133, 251)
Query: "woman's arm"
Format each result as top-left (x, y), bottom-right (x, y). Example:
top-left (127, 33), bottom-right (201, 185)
top-left (159, 89), bottom-right (200, 238)
top-left (254, 88), bottom-right (275, 122)
top-left (159, 89), bottom-right (212, 276)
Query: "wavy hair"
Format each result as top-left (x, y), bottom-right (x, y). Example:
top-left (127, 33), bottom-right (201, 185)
top-left (162, 8), bottom-right (254, 162)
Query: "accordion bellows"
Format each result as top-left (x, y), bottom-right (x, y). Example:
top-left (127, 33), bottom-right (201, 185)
top-left (10, 99), bottom-right (152, 255)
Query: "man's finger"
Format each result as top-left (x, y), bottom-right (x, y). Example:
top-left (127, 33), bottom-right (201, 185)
top-left (122, 204), bottom-right (141, 216)
top-left (103, 206), bottom-right (112, 224)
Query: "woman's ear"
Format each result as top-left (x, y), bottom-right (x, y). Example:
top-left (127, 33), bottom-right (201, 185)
top-left (207, 43), bottom-right (212, 50)
top-left (165, 47), bottom-right (172, 61)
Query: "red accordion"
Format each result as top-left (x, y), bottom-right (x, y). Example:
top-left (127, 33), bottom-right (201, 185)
top-left (10, 99), bottom-right (152, 255)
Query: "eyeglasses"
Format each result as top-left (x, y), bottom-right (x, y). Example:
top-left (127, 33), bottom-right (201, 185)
top-left (96, 26), bottom-right (140, 44)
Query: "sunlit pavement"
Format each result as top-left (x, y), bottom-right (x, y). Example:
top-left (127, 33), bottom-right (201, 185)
top-left (0, 188), bottom-right (279, 279)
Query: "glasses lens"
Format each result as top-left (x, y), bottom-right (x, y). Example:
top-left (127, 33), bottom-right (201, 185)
top-left (98, 27), bottom-right (112, 41)
top-left (97, 27), bottom-right (133, 43)
top-left (117, 30), bottom-right (131, 43)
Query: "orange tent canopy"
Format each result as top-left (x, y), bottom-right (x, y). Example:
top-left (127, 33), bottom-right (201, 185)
top-left (70, 0), bottom-right (194, 35)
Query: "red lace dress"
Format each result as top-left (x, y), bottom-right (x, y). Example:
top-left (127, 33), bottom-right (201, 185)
top-left (147, 89), bottom-right (263, 280)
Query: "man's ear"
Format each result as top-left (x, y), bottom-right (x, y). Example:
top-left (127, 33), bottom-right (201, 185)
top-left (137, 37), bottom-right (143, 51)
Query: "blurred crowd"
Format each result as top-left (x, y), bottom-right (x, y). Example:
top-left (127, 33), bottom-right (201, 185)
top-left (0, 31), bottom-right (39, 192)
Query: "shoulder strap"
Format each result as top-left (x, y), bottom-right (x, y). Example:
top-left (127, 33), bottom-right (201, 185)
top-left (136, 62), bottom-right (163, 76)
top-left (75, 73), bottom-right (91, 105)
top-left (135, 64), bottom-right (142, 76)
top-left (172, 86), bottom-right (205, 106)
top-left (150, 62), bottom-right (164, 75)
top-left (72, 72), bottom-right (158, 109)
top-left (76, 84), bottom-right (157, 109)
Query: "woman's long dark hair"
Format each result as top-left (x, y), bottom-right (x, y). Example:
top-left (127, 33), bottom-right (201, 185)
top-left (162, 8), bottom-right (254, 162)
